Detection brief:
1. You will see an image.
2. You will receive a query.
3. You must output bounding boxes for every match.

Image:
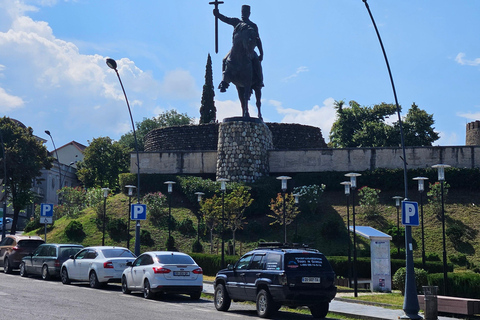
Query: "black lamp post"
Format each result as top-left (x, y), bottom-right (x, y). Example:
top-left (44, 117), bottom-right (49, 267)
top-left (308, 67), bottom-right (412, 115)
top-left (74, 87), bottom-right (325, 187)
top-left (345, 172), bottom-right (361, 297)
top-left (102, 187), bottom-right (109, 246)
top-left (218, 178), bottom-right (228, 269)
top-left (165, 181), bottom-right (176, 248)
top-left (277, 176), bottom-right (291, 244)
top-left (413, 176), bottom-right (428, 268)
top-left (433, 164), bottom-right (451, 295)
top-left (125, 185), bottom-right (136, 250)
top-left (393, 196), bottom-right (404, 257)
top-left (0, 129), bottom-right (7, 240)
top-left (340, 181), bottom-right (352, 288)
top-left (106, 58), bottom-right (141, 256)
top-left (45, 130), bottom-right (63, 198)
top-left (195, 192), bottom-right (205, 244)
top-left (293, 193), bottom-right (300, 239)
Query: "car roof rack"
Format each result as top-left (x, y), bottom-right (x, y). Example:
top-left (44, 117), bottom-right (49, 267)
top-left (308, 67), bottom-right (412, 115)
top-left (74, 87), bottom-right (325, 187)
top-left (256, 242), bottom-right (319, 252)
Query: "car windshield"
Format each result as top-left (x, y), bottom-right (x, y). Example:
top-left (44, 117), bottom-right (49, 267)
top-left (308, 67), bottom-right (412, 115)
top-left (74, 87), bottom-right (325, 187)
top-left (101, 248), bottom-right (135, 258)
top-left (156, 254), bottom-right (195, 265)
top-left (284, 253), bottom-right (331, 271)
top-left (17, 240), bottom-right (44, 248)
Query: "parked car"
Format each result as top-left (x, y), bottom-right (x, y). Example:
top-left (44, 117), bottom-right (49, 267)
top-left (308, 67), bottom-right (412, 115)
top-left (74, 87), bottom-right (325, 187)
top-left (0, 218), bottom-right (13, 231)
top-left (214, 243), bottom-right (337, 318)
top-left (20, 243), bottom-right (83, 280)
top-left (61, 246), bottom-right (136, 288)
top-left (0, 235), bottom-right (45, 274)
top-left (121, 251), bottom-right (203, 300)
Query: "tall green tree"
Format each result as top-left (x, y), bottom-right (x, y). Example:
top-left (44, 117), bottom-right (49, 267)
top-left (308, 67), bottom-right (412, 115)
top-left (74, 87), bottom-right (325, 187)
top-left (76, 137), bottom-right (130, 190)
top-left (200, 53), bottom-right (216, 124)
top-left (0, 117), bottom-right (53, 234)
top-left (329, 100), bottom-right (439, 147)
top-left (119, 110), bottom-right (194, 151)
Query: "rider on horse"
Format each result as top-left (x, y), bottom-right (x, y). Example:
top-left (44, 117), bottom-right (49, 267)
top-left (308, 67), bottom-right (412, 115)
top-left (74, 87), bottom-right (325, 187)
top-left (213, 5), bottom-right (264, 93)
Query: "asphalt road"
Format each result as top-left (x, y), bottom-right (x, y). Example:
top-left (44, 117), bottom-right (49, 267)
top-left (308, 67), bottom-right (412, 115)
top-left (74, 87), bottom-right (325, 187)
top-left (0, 272), bottom-right (321, 320)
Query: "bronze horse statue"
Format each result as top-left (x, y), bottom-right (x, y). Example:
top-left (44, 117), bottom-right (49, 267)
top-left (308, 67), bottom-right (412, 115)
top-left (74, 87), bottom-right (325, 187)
top-left (221, 22), bottom-right (263, 120)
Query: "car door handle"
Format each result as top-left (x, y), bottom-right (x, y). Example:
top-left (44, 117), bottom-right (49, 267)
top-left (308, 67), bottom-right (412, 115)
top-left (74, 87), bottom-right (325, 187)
top-left (239, 273), bottom-right (245, 276)
top-left (256, 273), bottom-right (261, 277)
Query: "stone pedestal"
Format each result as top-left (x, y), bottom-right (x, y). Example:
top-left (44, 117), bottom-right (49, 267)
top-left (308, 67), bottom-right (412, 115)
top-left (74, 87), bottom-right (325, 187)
top-left (216, 117), bottom-right (273, 183)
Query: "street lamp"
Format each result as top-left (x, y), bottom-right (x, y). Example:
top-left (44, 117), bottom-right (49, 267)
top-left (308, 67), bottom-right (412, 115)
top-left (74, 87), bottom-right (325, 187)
top-left (345, 172), bottom-right (361, 297)
top-left (0, 130), bottom-right (7, 240)
top-left (277, 176), bottom-right (292, 244)
top-left (293, 193), bottom-right (300, 239)
top-left (106, 58), bottom-right (142, 256)
top-left (413, 177), bottom-right (429, 268)
top-left (45, 130), bottom-right (63, 197)
top-left (165, 181), bottom-right (176, 248)
top-left (432, 164), bottom-right (451, 295)
top-left (125, 185), bottom-right (136, 250)
top-left (218, 178), bottom-right (229, 269)
top-left (102, 187), bottom-right (109, 246)
top-left (340, 181), bottom-right (352, 288)
top-left (195, 192), bottom-right (205, 244)
top-left (392, 196), bottom-right (404, 257)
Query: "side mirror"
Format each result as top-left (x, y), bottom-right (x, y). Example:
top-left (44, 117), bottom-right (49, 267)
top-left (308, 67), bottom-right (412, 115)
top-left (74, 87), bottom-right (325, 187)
top-left (227, 264), bottom-right (234, 270)
top-left (69, 255), bottom-right (75, 260)
top-left (126, 261), bottom-right (133, 267)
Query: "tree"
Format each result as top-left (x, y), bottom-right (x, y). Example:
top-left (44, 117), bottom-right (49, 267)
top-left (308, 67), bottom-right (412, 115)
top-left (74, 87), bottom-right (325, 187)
top-left (118, 110), bottom-right (194, 151)
top-left (76, 137), bottom-right (130, 190)
top-left (200, 195), bottom-right (221, 253)
top-left (224, 186), bottom-right (253, 255)
top-left (268, 193), bottom-right (300, 227)
top-left (329, 100), bottom-right (439, 147)
top-left (0, 117), bottom-right (53, 234)
top-left (200, 53), bottom-right (216, 124)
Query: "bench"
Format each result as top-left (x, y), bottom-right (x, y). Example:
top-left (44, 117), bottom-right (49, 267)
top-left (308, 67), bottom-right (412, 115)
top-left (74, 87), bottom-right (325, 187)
top-left (417, 295), bottom-right (480, 315)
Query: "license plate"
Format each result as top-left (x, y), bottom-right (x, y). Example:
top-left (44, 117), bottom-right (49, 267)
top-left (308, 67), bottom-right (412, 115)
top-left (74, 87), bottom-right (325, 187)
top-left (174, 271), bottom-right (190, 276)
top-left (302, 277), bottom-right (320, 284)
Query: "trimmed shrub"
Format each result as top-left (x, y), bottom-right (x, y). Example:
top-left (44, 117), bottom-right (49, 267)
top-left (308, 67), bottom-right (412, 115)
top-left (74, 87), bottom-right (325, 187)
top-left (65, 220), bottom-right (85, 242)
top-left (428, 272), bottom-right (480, 298)
top-left (192, 239), bottom-right (203, 253)
top-left (107, 218), bottom-right (128, 242)
top-left (140, 229), bottom-right (154, 247)
top-left (393, 267), bottom-right (428, 295)
top-left (166, 236), bottom-right (175, 251)
top-left (178, 218), bottom-right (196, 236)
top-left (190, 253), bottom-right (239, 276)
top-left (24, 216), bottom-right (42, 233)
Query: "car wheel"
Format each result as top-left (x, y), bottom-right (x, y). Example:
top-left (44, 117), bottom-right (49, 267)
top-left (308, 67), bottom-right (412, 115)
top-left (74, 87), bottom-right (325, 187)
top-left (41, 265), bottom-right (51, 281)
top-left (256, 289), bottom-right (276, 318)
top-left (143, 279), bottom-right (155, 299)
top-left (61, 268), bottom-right (71, 284)
top-left (3, 257), bottom-right (12, 274)
top-left (89, 271), bottom-right (101, 289)
top-left (19, 262), bottom-right (27, 277)
top-left (214, 283), bottom-right (231, 311)
top-left (309, 302), bottom-right (329, 319)
top-left (190, 291), bottom-right (201, 300)
top-left (121, 276), bottom-right (131, 294)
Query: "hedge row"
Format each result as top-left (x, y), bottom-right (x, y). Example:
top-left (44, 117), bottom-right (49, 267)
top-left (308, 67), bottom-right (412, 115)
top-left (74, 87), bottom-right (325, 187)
top-left (428, 272), bottom-right (480, 298)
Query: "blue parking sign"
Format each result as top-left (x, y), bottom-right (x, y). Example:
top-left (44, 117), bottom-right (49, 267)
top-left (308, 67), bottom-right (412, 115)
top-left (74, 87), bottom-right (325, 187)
top-left (131, 203), bottom-right (147, 220)
top-left (402, 201), bottom-right (419, 226)
top-left (40, 203), bottom-right (54, 224)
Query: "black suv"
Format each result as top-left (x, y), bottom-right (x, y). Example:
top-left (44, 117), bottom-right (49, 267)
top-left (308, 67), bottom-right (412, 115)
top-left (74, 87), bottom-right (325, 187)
top-left (214, 243), bottom-right (337, 318)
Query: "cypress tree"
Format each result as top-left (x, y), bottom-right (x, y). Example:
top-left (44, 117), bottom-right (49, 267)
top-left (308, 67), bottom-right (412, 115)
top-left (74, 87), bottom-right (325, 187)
top-left (200, 54), bottom-right (216, 124)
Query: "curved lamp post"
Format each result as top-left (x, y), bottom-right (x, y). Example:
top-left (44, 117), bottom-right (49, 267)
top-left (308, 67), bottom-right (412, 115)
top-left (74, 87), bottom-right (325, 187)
top-left (345, 172), bottom-right (361, 297)
top-left (165, 181), bottom-right (176, 248)
top-left (125, 185), bottom-right (136, 250)
top-left (218, 178), bottom-right (229, 269)
top-left (106, 58), bottom-right (141, 256)
top-left (45, 130), bottom-right (63, 198)
top-left (392, 196), bottom-right (404, 257)
top-left (340, 181), bottom-right (352, 288)
top-left (101, 187), bottom-right (109, 246)
top-left (413, 177), bottom-right (428, 268)
top-left (432, 164), bottom-right (451, 295)
top-left (276, 176), bottom-right (292, 244)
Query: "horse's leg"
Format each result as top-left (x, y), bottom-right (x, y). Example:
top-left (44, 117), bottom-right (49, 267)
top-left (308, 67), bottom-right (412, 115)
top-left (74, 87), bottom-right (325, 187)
top-left (243, 85), bottom-right (251, 118)
top-left (254, 87), bottom-right (262, 120)
top-left (237, 87), bottom-right (248, 118)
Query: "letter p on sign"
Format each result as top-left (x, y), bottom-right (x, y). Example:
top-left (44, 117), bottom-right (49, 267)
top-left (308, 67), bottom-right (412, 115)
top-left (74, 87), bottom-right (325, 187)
top-left (131, 204), bottom-right (147, 220)
top-left (402, 201), bottom-right (419, 226)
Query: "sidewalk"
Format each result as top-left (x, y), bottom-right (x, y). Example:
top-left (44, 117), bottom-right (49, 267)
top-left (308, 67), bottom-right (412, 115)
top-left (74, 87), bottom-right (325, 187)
top-left (202, 282), bottom-right (461, 320)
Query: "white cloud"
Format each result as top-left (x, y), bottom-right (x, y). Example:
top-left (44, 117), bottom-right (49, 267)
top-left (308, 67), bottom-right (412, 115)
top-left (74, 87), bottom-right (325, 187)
top-left (274, 97), bottom-right (337, 141)
top-left (0, 87), bottom-right (24, 111)
top-left (283, 66), bottom-right (309, 82)
top-left (455, 53), bottom-right (480, 66)
top-left (458, 111), bottom-right (480, 121)
top-left (436, 131), bottom-right (459, 146)
top-left (160, 69), bottom-right (199, 100)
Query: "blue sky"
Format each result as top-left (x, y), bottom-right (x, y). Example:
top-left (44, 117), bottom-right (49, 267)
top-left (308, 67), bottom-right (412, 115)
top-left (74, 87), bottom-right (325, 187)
top-left (0, 0), bottom-right (479, 150)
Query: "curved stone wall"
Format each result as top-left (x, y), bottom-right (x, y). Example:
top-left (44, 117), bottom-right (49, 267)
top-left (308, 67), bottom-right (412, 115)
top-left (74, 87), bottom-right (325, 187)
top-left (144, 122), bottom-right (326, 152)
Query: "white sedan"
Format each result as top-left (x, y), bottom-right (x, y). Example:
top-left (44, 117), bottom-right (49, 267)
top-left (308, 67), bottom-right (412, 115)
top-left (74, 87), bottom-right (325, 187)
top-left (61, 246), bottom-right (136, 288)
top-left (121, 251), bottom-right (203, 300)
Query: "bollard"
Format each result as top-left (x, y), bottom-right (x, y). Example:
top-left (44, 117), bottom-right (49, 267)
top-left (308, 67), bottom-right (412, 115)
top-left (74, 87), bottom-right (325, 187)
top-left (423, 286), bottom-right (438, 320)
